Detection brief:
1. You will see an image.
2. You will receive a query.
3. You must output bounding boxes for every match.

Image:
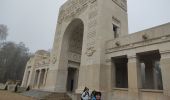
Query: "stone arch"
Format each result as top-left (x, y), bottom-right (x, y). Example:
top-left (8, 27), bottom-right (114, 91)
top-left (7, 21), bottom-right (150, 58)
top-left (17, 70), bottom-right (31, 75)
top-left (58, 18), bottom-right (84, 69)
top-left (57, 18), bottom-right (84, 92)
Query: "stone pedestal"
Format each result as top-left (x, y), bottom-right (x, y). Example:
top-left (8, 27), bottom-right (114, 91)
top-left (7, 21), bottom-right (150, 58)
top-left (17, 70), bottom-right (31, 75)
top-left (37, 70), bottom-right (42, 88)
top-left (43, 69), bottom-right (48, 86)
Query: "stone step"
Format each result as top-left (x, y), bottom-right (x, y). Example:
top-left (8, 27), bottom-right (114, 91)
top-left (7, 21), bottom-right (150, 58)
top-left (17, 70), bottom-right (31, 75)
top-left (17, 87), bottom-right (27, 92)
top-left (44, 93), bottom-right (72, 100)
top-left (21, 90), bottom-right (72, 100)
top-left (21, 90), bottom-right (51, 99)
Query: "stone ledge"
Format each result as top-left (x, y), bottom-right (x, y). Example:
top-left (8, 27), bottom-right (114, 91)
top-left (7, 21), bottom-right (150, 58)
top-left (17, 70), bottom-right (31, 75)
top-left (106, 23), bottom-right (170, 54)
top-left (140, 89), bottom-right (163, 93)
top-left (113, 88), bottom-right (128, 91)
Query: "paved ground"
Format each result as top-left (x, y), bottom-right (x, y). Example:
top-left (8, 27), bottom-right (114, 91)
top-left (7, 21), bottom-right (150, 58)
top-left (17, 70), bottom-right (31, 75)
top-left (0, 90), bottom-right (34, 100)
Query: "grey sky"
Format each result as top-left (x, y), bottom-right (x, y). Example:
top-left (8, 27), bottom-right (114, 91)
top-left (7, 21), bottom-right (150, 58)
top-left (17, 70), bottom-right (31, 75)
top-left (0, 0), bottom-right (170, 52)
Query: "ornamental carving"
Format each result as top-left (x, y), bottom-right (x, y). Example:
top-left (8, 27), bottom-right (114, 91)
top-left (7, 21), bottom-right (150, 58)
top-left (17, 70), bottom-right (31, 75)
top-left (86, 1), bottom-right (98, 56)
top-left (68, 52), bottom-right (81, 62)
top-left (69, 27), bottom-right (83, 54)
top-left (85, 46), bottom-right (96, 56)
top-left (58, 0), bottom-right (97, 23)
top-left (52, 57), bottom-right (57, 64)
top-left (112, 16), bottom-right (121, 26)
top-left (112, 0), bottom-right (127, 11)
top-left (88, 20), bottom-right (97, 29)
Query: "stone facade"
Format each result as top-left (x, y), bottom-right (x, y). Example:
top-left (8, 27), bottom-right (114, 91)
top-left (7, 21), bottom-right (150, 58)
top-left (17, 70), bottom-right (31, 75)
top-left (22, 0), bottom-right (170, 99)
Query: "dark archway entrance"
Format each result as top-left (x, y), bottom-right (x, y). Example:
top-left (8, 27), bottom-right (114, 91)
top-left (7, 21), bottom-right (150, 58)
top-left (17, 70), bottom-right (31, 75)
top-left (67, 67), bottom-right (79, 92)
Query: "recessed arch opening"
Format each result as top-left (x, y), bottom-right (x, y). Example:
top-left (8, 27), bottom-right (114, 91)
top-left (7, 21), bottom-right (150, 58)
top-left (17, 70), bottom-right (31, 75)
top-left (60, 18), bottom-right (84, 92)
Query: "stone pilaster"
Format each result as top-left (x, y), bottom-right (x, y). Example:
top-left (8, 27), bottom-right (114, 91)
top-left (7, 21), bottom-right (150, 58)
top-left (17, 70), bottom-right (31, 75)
top-left (160, 51), bottom-right (170, 96)
top-left (21, 69), bottom-right (28, 87)
top-left (22, 69), bottom-right (34, 87)
top-left (127, 55), bottom-right (140, 100)
top-left (27, 69), bottom-right (36, 87)
top-left (43, 69), bottom-right (48, 86)
top-left (45, 68), bottom-right (68, 92)
top-left (37, 70), bottom-right (42, 88)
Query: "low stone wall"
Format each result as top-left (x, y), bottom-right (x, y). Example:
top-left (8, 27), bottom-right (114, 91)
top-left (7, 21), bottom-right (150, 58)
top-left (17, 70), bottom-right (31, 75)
top-left (0, 83), bottom-right (7, 90)
top-left (7, 84), bottom-right (28, 92)
top-left (7, 84), bottom-right (17, 92)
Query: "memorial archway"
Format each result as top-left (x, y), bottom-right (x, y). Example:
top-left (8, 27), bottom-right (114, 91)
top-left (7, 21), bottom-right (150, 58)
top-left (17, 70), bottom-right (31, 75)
top-left (60, 18), bottom-right (84, 92)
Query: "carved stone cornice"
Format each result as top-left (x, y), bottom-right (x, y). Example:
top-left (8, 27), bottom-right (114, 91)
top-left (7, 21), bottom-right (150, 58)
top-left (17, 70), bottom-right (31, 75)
top-left (106, 35), bottom-right (170, 54)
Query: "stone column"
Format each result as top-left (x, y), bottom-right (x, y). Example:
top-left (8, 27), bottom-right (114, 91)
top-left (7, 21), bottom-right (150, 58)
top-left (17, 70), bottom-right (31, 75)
top-left (127, 55), bottom-right (140, 100)
top-left (21, 69), bottom-right (28, 87)
top-left (153, 63), bottom-right (159, 90)
top-left (26, 68), bottom-right (36, 88)
top-left (160, 51), bottom-right (170, 96)
top-left (33, 70), bottom-right (38, 87)
top-left (22, 65), bottom-right (34, 87)
top-left (144, 61), bottom-right (154, 89)
top-left (25, 71), bottom-right (30, 86)
top-left (37, 70), bottom-right (42, 88)
top-left (43, 69), bottom-right (48, 86)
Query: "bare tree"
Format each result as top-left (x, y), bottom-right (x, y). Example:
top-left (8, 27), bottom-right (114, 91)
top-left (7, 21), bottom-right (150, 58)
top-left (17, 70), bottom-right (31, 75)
top-left (0, 42), bottom-right (30, 83)
top-left (0, 24), bottom-right (8, 44)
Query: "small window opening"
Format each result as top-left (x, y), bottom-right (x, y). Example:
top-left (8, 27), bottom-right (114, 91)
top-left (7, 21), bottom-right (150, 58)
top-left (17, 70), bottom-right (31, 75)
top-left (112, 56), bottom-right (128, 88)
top-left (113, 24), bottom-right (119, 38)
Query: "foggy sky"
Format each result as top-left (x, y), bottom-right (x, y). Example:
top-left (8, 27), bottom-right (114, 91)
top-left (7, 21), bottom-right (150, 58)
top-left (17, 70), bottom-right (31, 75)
top-left (0, 0), bottom-right (170, 52)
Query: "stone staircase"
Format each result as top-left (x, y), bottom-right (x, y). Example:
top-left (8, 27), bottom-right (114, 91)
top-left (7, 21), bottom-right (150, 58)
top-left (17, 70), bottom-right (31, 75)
top-left (44, 93), bottom-right (72, 100)
top-left (17, 87), bottom-right (27, 92)
top-left (21, 90), bottom-right (72, 100)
